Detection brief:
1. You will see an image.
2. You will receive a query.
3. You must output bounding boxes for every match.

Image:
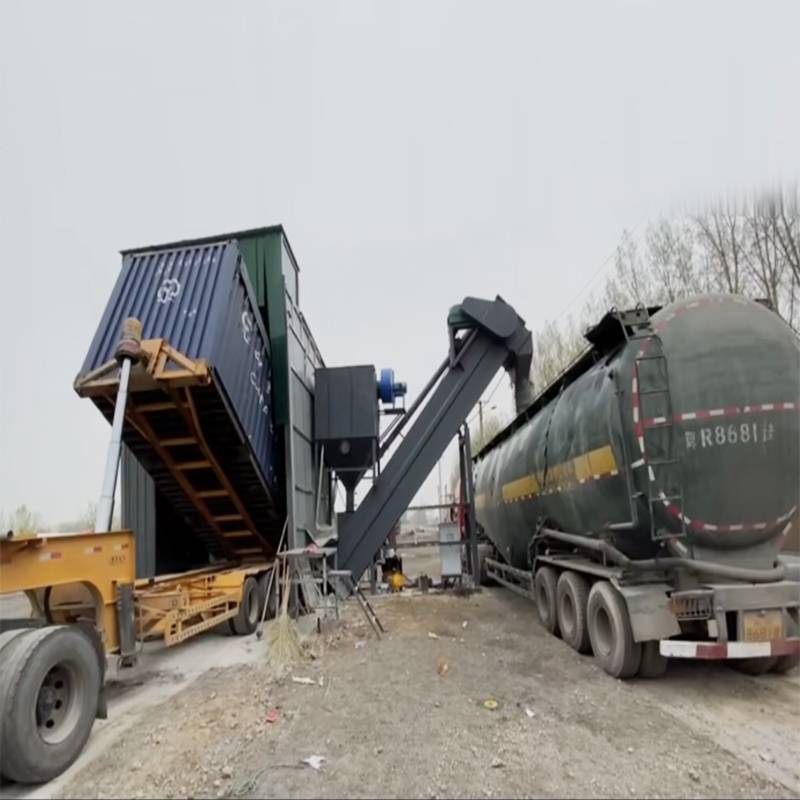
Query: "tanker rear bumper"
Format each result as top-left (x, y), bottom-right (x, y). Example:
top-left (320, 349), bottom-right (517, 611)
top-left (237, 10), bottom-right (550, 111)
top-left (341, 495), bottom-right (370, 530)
top-left (660, 638), bottom-right (800, 659)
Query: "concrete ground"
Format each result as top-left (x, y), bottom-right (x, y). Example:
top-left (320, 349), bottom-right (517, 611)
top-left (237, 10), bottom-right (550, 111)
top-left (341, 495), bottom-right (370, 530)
top-left (1, 545), bottom-right (798, 800)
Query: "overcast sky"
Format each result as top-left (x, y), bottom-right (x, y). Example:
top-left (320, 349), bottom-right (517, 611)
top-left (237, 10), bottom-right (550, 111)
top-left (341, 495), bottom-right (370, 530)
top-left (1, 1), bottom-right (799, 525)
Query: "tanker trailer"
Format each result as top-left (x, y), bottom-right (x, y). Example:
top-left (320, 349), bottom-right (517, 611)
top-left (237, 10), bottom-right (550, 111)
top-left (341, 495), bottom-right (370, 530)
top-left (474, 293), bottom-right (800, 679)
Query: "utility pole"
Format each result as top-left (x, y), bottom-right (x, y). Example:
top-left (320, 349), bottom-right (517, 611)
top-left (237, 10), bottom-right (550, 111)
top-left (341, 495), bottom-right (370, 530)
top-left (437, 458), bottom-right (443, 523)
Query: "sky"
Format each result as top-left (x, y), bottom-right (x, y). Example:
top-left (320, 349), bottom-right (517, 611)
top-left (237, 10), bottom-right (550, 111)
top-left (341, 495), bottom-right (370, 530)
top-left (1, 0), bottom-right (799, 525)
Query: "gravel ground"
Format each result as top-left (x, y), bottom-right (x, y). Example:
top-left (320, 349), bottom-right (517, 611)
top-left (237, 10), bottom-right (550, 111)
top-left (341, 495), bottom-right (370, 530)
top-left (55, 584), bottom-right (797, 800)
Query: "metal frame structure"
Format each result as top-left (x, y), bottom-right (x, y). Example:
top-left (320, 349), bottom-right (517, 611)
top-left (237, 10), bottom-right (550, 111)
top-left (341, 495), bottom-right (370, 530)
top-left (76, 339), bottom-right (276, 562)
top-left (336, 296), bottom-right (533, 582)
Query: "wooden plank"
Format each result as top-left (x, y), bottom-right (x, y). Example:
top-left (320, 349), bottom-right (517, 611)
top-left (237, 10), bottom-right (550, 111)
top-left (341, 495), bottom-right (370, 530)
top-left (197, 490), bottom-right (228, 499)
top-left (176, 461), bottom-right (211, 471)
top-left (213, 514), bottom-right (243, 522)
top-left (159, 436), bottom-right (197, 447)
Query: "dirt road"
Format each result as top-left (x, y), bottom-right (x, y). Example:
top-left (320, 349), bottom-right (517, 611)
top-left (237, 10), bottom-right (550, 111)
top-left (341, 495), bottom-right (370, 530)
top-left (12, 585), bottom-right (792, 800)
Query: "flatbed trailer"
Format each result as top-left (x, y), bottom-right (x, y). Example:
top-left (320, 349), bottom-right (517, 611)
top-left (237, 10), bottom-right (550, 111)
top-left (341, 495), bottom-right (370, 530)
top-left (0, 528), bottom-right (273, 784)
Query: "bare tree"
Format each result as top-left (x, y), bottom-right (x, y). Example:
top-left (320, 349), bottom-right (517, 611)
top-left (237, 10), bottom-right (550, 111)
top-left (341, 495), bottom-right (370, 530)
top-left (644, 219), bottom-right (707, 301)
top-left (693, 204), bottom-right (750, 295)
top-left (57, 501), bottom-right (98, 533)
top-left (532, 318), bottom-right (587, 390)
top-left (4, 504), bottom-right (43, 534)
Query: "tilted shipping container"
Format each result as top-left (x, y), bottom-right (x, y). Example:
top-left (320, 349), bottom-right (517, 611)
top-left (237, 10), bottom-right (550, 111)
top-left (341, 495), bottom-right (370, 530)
top-left (76, 238), bottom-right (283, 562)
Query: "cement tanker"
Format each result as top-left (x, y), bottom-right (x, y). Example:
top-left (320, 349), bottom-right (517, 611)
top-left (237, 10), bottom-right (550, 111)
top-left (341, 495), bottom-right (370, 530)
top-left (474, 294), bottom-right (800, 679)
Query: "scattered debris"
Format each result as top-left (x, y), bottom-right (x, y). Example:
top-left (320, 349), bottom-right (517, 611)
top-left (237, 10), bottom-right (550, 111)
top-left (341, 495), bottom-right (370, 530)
top-left (266, 708), bottom-right (280, 724)
top-left (302, 755), bottom-right (327, 771)
top-left (437, 659), bottom-right (450, 677)
top-left (483, 699), bottom-right (499, 711)
top-left (627, 747), bottom-right (634, 754)
top-left (462, 621), bottom-right (468, 629)
top-left (688, 769), bottom-right (700, 782)
top-left (291, 676), bottom-right (316, 686)
top-left (355, 640), bottom-right (367, 650)
top-left (759, 752), bottom-right (775, 764)
top-left (428, 632), bottom-right (440, 639)
top-left (375, 747), bottom-right (383, 756)
top-left (221, 765), bottom-right (233, 779)
top-left (524, 707), bottom-right (536, 719)
top-left (490, 758), bottom-right (505, 769)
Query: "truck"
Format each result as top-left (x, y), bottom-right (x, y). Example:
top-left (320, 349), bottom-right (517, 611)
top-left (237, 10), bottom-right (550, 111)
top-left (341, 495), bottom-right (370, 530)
top-left (474, 294), bottom-right (800, 679)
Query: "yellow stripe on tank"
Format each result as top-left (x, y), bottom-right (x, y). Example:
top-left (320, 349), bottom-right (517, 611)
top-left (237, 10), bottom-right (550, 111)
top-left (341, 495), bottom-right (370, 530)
top-left (496, 444), bottom-right (619, 507)
top-left (502, 474), bottom-right (541, 503)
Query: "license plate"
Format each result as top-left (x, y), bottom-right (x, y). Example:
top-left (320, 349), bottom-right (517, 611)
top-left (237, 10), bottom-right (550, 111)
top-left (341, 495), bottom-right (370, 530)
top-left (742, 609), bottom-right (784, 642)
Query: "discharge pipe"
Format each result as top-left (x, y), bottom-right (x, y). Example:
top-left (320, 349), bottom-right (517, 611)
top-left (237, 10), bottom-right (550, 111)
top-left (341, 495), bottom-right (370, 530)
top-left (95, 318), bottom-right (142, 533)
top-left (537, 527), bottom-right (785, 584)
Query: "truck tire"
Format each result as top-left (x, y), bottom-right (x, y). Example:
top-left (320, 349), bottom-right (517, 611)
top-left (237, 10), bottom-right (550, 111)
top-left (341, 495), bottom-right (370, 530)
top-left (534, 566), bottom-right (560, 636)
top-left (731, 657), bottom-right (778, 675)
top-left (230, 577), bottom-right (260, 636)
top-left (637, 640), bottom-right (668, 679)
top-left (0, 627), bottom-right (40, 776)
top-left (587, 581), bottom-right (642, 679)
top-left (0, 626), bottom-right (101, 784)
top-left (556, 571), bottom-right (591, 653)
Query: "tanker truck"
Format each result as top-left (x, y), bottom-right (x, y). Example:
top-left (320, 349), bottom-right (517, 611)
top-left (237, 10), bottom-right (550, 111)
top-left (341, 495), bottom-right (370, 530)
top-left (474, 294), bottom-right (800, 679)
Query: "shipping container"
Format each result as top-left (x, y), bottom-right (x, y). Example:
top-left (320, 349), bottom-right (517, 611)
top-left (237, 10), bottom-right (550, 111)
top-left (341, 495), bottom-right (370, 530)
top-left (77, 238), bottom-right (284, 562)
top-left (78, 226), bottom-right (327, 576)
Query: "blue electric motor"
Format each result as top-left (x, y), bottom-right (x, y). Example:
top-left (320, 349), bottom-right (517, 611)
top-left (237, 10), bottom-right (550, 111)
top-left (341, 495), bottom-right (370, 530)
top-left (379, 368), bottom-right (407, 404)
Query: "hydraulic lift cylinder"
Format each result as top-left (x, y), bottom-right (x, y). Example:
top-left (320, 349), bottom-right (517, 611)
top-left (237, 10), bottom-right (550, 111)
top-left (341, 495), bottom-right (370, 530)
top-left (95, 318), bottom-right (142, 533)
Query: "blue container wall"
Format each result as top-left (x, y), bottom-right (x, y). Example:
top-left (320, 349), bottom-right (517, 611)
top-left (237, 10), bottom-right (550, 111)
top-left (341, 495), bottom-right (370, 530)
top-left (80, 240), bottom-right (278, 495)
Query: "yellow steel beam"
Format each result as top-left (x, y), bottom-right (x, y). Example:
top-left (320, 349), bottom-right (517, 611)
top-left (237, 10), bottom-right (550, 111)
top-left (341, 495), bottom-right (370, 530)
top-left (0, 530), bottom-right (136, 654)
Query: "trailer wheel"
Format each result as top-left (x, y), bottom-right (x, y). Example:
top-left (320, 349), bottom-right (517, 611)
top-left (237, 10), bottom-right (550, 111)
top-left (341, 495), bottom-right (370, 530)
top-left (587, 581), bottom-right (642, 679)
top-left (731, 657), bottom-right (778, 675)
top-left (0, 626), bottom-right (101, 784)
top-left (556, 571), bottom-right (591, 653)
top-left (230, 577), bottom-right (260, 636)
top-left (0, 627), bottom-right (40, 777)
top-left (637, 641), bottom-right (668, 679)
top-left (534, 566), bottom-right (560, 636)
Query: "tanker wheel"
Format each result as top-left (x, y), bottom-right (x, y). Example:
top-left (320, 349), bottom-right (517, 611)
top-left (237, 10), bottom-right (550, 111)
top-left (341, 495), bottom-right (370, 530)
top-left (772, 615), bottom-right (799, 674)
top-left (534, 566), bottom-right (560, 637)
top-left (229, 577), bottom-right (260, 636)
top-left (587, 581), bottom-right (642, 679)
top-left (731, 657), bottom-right (778, 675)
top-left (637, 641), bottom-right (668, 679)
top-left (0, 626), bottom-right (101, 784)
top-left (556, 571), bottom-right (591, 653)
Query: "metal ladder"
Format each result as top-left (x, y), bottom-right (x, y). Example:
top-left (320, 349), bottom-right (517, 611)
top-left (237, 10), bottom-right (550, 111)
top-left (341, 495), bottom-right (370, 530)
top-left (628, 316), bottom-right (687, 541)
